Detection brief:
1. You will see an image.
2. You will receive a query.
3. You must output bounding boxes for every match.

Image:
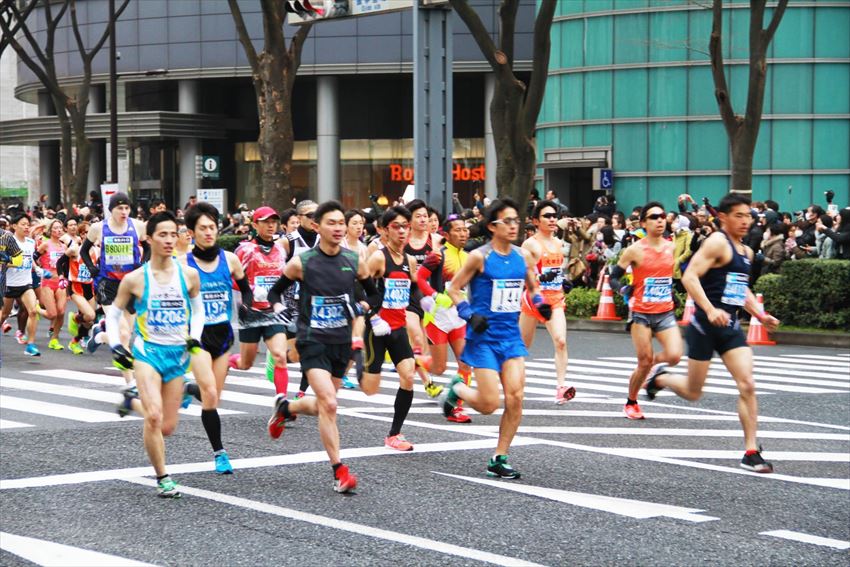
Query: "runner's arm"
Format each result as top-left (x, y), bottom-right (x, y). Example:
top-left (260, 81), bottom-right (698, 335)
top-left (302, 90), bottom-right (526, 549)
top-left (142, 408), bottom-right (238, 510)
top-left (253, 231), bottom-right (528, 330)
top-left (522, 248), bottom-right (542, 299)
top-left (226, 252), bottom-right (252, 306)
top-left (609, 246), bottom-right (634, 293)
top-left (78, 238), bottom-right (99, 277)
top-left (105, 271), bottom-right (138, 348)
top-left (446, 251), bottom-right (481, 306)
top-left (185, 267), bottom-right (205, 342)
top-left (681, 234), bottom-right (729, 324)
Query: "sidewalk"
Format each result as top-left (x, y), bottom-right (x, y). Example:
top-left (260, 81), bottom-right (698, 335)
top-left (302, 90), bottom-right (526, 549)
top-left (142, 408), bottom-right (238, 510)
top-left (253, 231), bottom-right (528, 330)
top-left (564, 319), bottom-right (850, 349)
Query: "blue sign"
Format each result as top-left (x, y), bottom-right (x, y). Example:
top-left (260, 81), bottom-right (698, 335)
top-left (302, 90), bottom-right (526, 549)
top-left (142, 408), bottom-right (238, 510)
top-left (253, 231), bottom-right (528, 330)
top-left (600, 169), bottom-right (613, 190)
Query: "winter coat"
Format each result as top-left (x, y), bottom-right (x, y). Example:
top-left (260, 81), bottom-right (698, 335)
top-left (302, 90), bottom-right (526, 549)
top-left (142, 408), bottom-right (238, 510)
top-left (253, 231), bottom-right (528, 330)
top-left (823, 225), bottom-right (850, 260)
top-left (673, 229), bottom-right (693, 279)
top-left (760, 235), bottom-right (786, 274)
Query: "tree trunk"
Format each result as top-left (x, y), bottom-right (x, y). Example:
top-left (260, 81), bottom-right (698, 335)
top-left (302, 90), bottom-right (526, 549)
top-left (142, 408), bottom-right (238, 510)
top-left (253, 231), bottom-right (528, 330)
top-left (253, 51), bottom-right (294, 213)
top-left (69, 108), bottom-right (91, 205)
top-left (730, 139), bottom-right (755, 193)
top-left (53, 93), bottom-right (75, 205)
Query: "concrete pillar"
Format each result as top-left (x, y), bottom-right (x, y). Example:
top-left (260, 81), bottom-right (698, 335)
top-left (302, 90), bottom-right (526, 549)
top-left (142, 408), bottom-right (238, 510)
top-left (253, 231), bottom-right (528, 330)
top-left (178, 80), bottom-right (201, 209)
top-left (484, 73), bottom-right (497, 200)
top-left (317, 76), bottom-right (339, 203)
top-left (37, 92), bottom-right (60, 205)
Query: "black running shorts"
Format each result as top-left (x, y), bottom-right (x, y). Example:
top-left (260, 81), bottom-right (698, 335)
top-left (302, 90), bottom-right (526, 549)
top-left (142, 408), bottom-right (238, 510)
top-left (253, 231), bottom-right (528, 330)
top-left (296, 339), bottom-right (352, 379)
top-left (686, 312), bottom-right (748, 361)
top-left (202, 322), bottom-right (235, 359)
top-left (364, 326), bottom-right (414, 374)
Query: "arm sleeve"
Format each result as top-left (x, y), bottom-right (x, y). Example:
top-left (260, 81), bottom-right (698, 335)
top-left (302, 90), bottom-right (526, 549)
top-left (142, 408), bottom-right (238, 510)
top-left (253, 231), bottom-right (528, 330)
top-left (55, 254), bottom-right (70, 278)
top-left (105, 306), bottom-right (124, 348)
top-left (79, 239), bottom-right (98, 275)
top-left (358, 276), bottom-right (382, 309)
top-left (189, 293), bottom-right (205, 341)
top-left (267, 274), bottom-right (294, 306)
top-left (234, 275), bottom-right (254, 306)
top-left (824, 228), bottom-right (850, 245)
top-left (416, 265), bottom-right (437, 297)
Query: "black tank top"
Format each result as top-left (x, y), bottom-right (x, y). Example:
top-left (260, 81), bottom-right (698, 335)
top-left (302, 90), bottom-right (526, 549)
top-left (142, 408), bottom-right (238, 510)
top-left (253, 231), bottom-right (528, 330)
top-left (297, 247), bottom-right (360, 343)
top-left (698, 232), bottom-right (752, 317)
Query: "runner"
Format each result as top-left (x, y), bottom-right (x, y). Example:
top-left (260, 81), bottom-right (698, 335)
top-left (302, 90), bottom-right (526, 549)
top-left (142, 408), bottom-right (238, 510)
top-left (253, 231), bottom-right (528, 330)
top-left (519, 200), bottom-right (575, 404)
top-left (361, 205), bottom-right (420, 451)
top-left (173, 219), bottom-right (192, 258)
top-left (416, 213), bottom-right (473, 423)
top-left (0, 213), bottom-right (41, 356)
top-left (609, 201), bottom-right (682, 420)
top-left (341, 209), bottom-right (369, 389)
top-left (440, 198), bottom-right (549, 479)
top-left (644, 193), bottom-right (779, 473)
top-left (286, 200), bottom-right (319, 399)
top-left (58, 221), bottom-right (97, 354)
top-left (106, 210), bottom-right (218, 498)
top-left (180, 202), bottom-right (254, 474)
top-left (36, 219), bottom-right (69, 350)
top-left (265, 200), bottom-right (373, 493)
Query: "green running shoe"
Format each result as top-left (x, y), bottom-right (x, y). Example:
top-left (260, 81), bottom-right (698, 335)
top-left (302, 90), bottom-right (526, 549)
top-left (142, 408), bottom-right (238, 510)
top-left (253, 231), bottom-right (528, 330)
top-left (68, 313), bottom-right (79, 338)
top-left (157, 477), bottom-right (181, 498)
top-left (487, 455), bottom-right (520, 479)
top-left (68, 340), bottom-right (84, 355)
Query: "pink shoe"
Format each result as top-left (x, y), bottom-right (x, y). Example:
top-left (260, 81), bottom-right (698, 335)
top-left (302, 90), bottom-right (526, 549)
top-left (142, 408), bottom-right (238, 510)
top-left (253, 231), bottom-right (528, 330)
top-left (555, 385), bottom-right (576, 405)
top-left (384, 434), bottom-right (414, 451)
top-left (623, 403), bottom-right (645, 420)
top-left (228, 354), bottom-right (241, 370)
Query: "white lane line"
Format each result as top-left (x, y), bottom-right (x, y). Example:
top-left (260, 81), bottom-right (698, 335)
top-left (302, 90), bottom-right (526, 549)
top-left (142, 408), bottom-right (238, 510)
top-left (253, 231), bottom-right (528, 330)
top-left (435, 473), bottom-right (718, 522)
top-left (459, 426), bottom-right (850, 441)
top-left (760, 530), bottom-right (850, 550)
top-left (0, 531), bottom-right (155, 566)
top-left (0, 419), bottom-right (33, 429)
top-left (0, 395), bottom-right (135, 423)
top-left (122, 478), bottom-right (543, 567)
top-left (597, 449), bottom-right (850, 462)
top-left (0, 438), bottom-right (540, 490)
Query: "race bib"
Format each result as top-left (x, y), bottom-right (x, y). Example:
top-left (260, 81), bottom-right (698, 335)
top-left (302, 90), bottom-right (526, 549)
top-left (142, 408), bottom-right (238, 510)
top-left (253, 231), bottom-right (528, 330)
top-left (49, 250), bottom-right (64, 268)
top-left (382, 278), bottom-right (410, 310)
top-left (21, 254), bottom-right (32, 270)
top-left (721, 272), bottom-right (748, 307)
top-left (539, 266), bottom-right (563, 291)
top-left (201, 290), bottom-right (229, 324)
top-left (643, 277), bottom-right (673, 303)
top-left (490, 279), bottom-right (523, 313)
top-left (254, 275), bottom-right (277, 293)
top-left (147, 297), bottom-right (188, 338)
top-left (77, 262), bottom-right (92, 282)
top-left (103, 236), bottom-right (134, 266)
top-left (310, 295), bottom-right (348, 329)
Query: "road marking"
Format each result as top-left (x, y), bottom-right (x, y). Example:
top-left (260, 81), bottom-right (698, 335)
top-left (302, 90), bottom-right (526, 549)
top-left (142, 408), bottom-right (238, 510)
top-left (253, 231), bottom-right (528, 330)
top-left (0, 395), bottom-right (136, 423)
top-left (595, 449), bottom-right (850, 462)
top-left (460, 426), bottom-right (850, 441)
top-left (122, 477), bottom-right (543, 567)
top-left (0, 419), bottom-right (33, 429)
top-left (434, 472), bottom-right (718, 522)
top-left (0, 531), bottom-right (155, 566)
top-left (760, 530), bottom-right (850, 550)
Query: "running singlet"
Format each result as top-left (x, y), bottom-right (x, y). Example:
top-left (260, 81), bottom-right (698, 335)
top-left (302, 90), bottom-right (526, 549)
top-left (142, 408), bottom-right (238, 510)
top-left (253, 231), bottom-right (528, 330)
top-left (237, 239), bottom-right (287, 310)
top-left (442, 241), bottom-right (467, 283)
top-left (535, 241), bottom-right (564, 301)
top-left (378, 248), bottom-right (412, 331)
top-left (6, 237), bottom-right (34, 287)
top-left (98, 221), bottom-right (141, 283)
top-left (187, 249), bottom-right (232, 326)
top-left (631, 240), bottom-right (675, 314)
top-left (134, 261), bottom-right (191, 346)
top-left (467, 243), bottom-right (527, 341)
top-left (69, 253), bottom-right (94, 284)
top-left (297, 247), bottom-right (359, 344)
top-left (39, 240), bottom-right (66, 275)
top-left (698, 232), bottom-right (751, 318)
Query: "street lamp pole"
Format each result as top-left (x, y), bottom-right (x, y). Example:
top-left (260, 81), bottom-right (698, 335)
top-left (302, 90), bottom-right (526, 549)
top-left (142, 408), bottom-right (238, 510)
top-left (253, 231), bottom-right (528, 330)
top-left (108, 0), bottom-right (118, 183)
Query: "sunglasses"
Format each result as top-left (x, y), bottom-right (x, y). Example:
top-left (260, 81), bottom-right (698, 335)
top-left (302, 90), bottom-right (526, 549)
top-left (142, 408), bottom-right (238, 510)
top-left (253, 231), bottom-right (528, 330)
top-left (302, 212), bottom-right (314, 219)
top-left (539, 213), bottom-right (558, 220)
top-left (389, 222), bottom-right (410, 231)
top-left (492, 217), bottom-right (521, 226)
top-left (644, 213), bottom-right (666, 221)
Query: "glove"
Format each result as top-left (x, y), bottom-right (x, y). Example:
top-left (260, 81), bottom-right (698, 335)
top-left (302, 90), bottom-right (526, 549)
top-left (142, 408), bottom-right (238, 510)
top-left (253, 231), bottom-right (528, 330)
top-left (456, 301), bottom-right (474, 321)
top-left (58, 278), bottom-right (68, 289)
top-left (434, 292), bottom-right (454, 311)
top-left (562, 279), bottom-right (573, 294)
top-left (420, 293), bottom-right (437, 314)
top-left (703, 197), bottom-right (711, 206)
top-left (532, 294), bottom-right (552, 321)
top-left (111, 345), bottom-right (134, 371)
top-left (538, 270), bottom-right (559, 283)
top-left (618, 285), bottom-right (633, 298)
top-left (370, 315), bottom-right (392, 337)
top-left (186, 338), bottom-right (202, 355)
top-left (468, 314), bottom-right (489, 334)
top-left (422, 251), bottom-right (441, 270)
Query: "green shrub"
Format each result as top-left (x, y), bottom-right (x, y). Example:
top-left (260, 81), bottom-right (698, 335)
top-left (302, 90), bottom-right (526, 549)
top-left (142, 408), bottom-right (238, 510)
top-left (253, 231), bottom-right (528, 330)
top-left (566, 287), bottom-right (601, 319)
top-left (217, 234), bottom-right (249, 251)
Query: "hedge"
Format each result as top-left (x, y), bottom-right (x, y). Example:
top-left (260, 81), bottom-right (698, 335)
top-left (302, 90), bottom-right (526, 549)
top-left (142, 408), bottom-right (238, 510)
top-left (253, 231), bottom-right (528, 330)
top-left (566, 287), bottom-right (687, 320)
top-left (217, 234), bottom-right (250, 251)
top-left (754, 259), bottom-right (850, 330)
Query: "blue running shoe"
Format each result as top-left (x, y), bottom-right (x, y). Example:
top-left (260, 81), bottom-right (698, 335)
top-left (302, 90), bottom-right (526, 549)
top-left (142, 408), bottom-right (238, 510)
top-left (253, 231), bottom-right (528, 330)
top-left (342, 375), bottom-right (357, 389)
top-left (180, 378), bottom-right (193, 409)
top-left (24, 343), bottom-right (41, 357)
top-left (86, 335), bottom-right (103, 354)
top-left (214, 451), bottom-right (234, 475)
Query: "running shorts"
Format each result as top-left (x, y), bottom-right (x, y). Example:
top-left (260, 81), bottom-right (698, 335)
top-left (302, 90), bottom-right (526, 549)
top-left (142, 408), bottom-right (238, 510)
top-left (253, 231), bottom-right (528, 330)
top-left (296, 339), bottom-right (352, 379)
top-left (132, 338), bottom-right (190, 383)
top-left (70, 281), bottom-right (95, 301)
top-left (686, 312), bottom-right (748, 361)
top-left (426, 321), bottom-right (466, 345)
top-left (4, 284), bottom-right (32, 299)
top-left (364, 326), bottom-right (414, 374)
top-left (202, 322), bottom-right (235, 359)
top-left (238, 324), bottom-right (287, 344)
top-left (520, 291), bottom-right (565, 324)
top-left (631, 310), bottom-right (678, 333)
top-left (460, 338), bottom-right (528, 372)
top-left (97, 278), bottom-right (136, 313)
top-left (41, 277), bottom-right (61, 291)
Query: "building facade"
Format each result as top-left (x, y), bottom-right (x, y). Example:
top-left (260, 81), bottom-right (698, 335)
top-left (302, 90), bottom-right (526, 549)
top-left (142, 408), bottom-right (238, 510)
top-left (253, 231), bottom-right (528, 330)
top-left (537, 0), bottom-right (850, 214)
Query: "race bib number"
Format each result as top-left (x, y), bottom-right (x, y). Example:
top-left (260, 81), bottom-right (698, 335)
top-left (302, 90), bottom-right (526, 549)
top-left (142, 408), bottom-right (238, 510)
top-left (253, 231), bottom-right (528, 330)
top-left (490, 279), bottom-right (523, 313)
top-left (643, 277), bottom-right (673, 303)
top-left (310, 295), bottom-right (348, 329)
top-left (49, 250), bottom-right (64, 268)
top-left (103, 236), bottom-right (134, 266)
top-left (254, 275), bottom-right (277, 293)
top-left (77, 262), bottom-right (92, 281)
top-left (21, 254), bottom-right (32, 270)
top-left (147, 298), bottom-right (188, 337)
top-left (721, 272), bottom-right (748, 307)
top-left (202, 290), bottom-right (229, 324)
top-left (382, 278), bottom-right (410, 310)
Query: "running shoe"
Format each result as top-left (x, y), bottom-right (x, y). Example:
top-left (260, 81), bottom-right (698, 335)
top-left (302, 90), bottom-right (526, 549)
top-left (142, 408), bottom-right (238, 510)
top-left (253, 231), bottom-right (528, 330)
top-left (384, 433), bottom-right (414, 451)
top-left (157, 477), bottom-right (182, 498)
top-left (116, 385), bottom-right (139, 418)
top-left (740, 448), bottom-right (774, 473)
top-left (267, 394), bottom-right (288, 439)
top-left (180, 378), bottom-right (194, 409)
top-left (68, 313), bottom-right (79, 339)
top-left (446, 406), bottom-right (472, 423)
top-left (227, 353), bottom-right (240, 370)
top-left (342, 375), bottom-right (358, 389)
top-left (643, 363), bottom-right (667, 400)
top-left (48, 338), bottom-right (64, 351)
top-left (295, 391), bottom-right (306, 400)
top-left (185, 381), bottom-right (203, 403)
top-left (487, 455), bottom-right (520, 479)
top-left (24, 343), bottom-right (41, 357)
top-left (15, 331), bottom-right (26, 345)
top-left (623, 403), bottom-right (645, 420)
top-left (555, 385), bottom-right (576, 405)
top-left (438, 375), bottom-right (463, 417)
top-left (333, 464), bottom-right (357, 494)
top-left (80, 336), bottom-right (90, 350)
top-left (68, 340), bottom-right (84, 355)
top-left (424, 381), bottom-right (443, 399)
top-left (47, 326), bottom-right (54, 339)
top-left (414, 353), bottom-right (433, 372)
top-left (214, 451), bottom-right (234, 475)
top-left (1, 322), bottom-right (11, 334)
top-left (86, 333), bottom-right (103, 354)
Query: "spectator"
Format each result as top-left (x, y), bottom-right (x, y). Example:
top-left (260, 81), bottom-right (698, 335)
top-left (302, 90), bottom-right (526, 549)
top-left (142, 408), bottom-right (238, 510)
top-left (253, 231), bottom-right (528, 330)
top-left (672, 214), bottom-right (694, 290)
top-left (795, 204), bottom-right (824, 257)
top-left (545, 189), bottom-right (569, 216)
top-left (818, 209), bottom-right (850, 260)
top-left (560, 216), bottom-right (592, 286)
top-left (815, 214), bottom-right (836, 259)
top-left (760, 222), bottom-right (787, 275)
top-left (593, 194), bottom-right (616, 218)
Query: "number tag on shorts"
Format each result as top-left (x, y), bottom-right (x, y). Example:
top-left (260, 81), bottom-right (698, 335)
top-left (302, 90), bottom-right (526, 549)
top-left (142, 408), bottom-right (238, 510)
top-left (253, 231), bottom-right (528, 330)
top-left (643, 277), bottom-right (672, 303)
top-left (310, 295), bottom-right (348, 329)
top-left (490, 279), bottom-right (523, 312)
top-left (721, 272), bottom-right (748, 307)
top-left (77, 262), bottom-right (91, 281)
top-left (382, 278), bottom-right (410, 310)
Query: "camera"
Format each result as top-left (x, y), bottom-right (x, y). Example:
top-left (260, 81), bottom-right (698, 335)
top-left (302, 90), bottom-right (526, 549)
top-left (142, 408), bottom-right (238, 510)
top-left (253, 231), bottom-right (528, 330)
top-left (825, 190), bottom-right (835, 204)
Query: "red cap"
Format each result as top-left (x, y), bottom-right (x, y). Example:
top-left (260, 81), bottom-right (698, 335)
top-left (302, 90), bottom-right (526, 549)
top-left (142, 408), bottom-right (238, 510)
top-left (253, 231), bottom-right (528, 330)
top-left (253, 206), bottom-right (279, 222)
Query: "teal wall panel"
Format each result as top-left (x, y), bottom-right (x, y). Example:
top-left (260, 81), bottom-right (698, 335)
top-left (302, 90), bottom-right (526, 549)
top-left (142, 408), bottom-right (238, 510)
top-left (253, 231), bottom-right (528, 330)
top-left (687, 122), bottom-right (729, 170)
top-left (585, 18), bottom-right (613, 66)
top-left (773, 7), bottom-right (814, 58)
top-left (752, 121), bottom-right (772, 170)
top-left (613, 69), bottom-right (648, 117)
top-left (561, 20), bottom-right (585, 68)
top-left (614, 124), bottom-right (648, 171)
top-left (648, 11), bottom-right (688, 62)
top-left (814, 64), bottom-right (850, 114)
top-left (613, 176), bottom-right (648, 211)
top-left (649, 122), bottom-right (686, 171)
top-left (647, 177), bottom-right (683, 208)
top-left (772, 64), bottom-right (813, 114)
top-left (687, 67), bottom-right (716, 115)
top-left (561, 74), bottom-right (584, 121)
top-left (772, 121), bottom-right (812, 170)
top-left (815, 8), bottom-right (850, 57)
top-left (686, 176), bottom-right (730, 206)
top-left (649, 67), bottom-right (686, 116)
top-left (816, 175), bottom-right (850, 209)
top-left (613, 13), bottom-right (648, 64)
top-left (584, 70), bottom-right (613, 119)
top-left (813, 120), bottom-right (850, 170)
top-left (584, 124), bottom-right (613, 146)
top-left (772, 175), bottom-right (813, 211)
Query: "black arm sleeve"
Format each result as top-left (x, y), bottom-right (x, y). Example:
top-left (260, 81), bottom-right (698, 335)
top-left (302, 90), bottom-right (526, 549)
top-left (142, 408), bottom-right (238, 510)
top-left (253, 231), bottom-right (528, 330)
top-left (55, 254), bottom-right (70, 279)
top-left (267, 274), bottom-right (294, 306)
top-left (79, 238), bottom-right (98, 276)
top-left (235, 275), bottom-right (254, 306)
top-left (141, 241), bottom-right (151, 264)
top-left (358, 276), bottom-right (382, 309)
top-left (608, 264), bottom-right (626, 291)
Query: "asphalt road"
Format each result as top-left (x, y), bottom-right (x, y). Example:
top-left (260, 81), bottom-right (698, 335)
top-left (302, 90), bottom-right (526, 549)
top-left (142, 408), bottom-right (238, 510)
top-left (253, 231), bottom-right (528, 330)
top-left (1, 323), bottom-right (848, 566)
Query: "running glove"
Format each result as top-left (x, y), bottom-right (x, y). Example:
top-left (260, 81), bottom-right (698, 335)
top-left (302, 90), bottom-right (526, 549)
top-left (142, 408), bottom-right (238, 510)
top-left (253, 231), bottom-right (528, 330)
top-left (457, 301), bottom-right (488, 333)
top-left (186, 338), bottom-right (202, 355)
top-left (532, 294), bottom-right (552, 321)
top-left (111, 345), bottom-right (134, 371)
top-left (420, 293), bottom-right (437, 314)
top-left (370, 315), bottom-right (392, 337)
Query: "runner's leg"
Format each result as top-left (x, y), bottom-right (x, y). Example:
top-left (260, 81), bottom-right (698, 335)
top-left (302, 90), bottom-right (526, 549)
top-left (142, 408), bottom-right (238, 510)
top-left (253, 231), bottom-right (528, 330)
top-left (720, 346), bottom-right (759, 451)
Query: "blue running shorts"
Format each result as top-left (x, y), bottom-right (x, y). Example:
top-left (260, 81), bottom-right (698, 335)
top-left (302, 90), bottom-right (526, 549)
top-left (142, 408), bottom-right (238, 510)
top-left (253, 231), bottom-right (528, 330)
top-left (460, 339), bottom-right (528, 372)
top-left (132, 338), bottom-right (191, 383)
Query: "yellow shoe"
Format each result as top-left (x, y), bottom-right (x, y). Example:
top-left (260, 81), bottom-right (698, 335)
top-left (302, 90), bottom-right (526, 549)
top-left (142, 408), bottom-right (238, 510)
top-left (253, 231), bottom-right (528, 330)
top-left (48, 338), bottom-right (64, 351)
top-left (424, 381), bottom-right (443, 398)
top-left (68, 340), bottom-right (84, 355)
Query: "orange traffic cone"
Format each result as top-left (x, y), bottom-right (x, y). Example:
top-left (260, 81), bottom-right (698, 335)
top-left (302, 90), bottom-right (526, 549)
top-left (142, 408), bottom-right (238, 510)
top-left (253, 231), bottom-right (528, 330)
top-left (746, 293), bottom-right (776, 346)
top-left (679, 294), bottom-right (695, 326)
top-left (592, 275), bottom-right (622, 321)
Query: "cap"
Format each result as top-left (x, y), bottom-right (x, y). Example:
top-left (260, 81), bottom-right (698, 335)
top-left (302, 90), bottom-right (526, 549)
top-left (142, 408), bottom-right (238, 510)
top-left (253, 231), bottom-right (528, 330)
top-left (108, 192), bottom-right (131, 210)
top-left (253, 206), bottom-right (279, 222)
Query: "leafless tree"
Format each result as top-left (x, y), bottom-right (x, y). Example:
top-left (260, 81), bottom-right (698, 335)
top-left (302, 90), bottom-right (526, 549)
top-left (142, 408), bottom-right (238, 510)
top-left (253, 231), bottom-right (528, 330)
top-left (227, 0), bottom-right (311, 212)
top-left (710, 0), bottom-right (788, 195)
top-left (449, 0), bottom-right (557, 217)
top-left (0, 0), bottom-right (130, 205)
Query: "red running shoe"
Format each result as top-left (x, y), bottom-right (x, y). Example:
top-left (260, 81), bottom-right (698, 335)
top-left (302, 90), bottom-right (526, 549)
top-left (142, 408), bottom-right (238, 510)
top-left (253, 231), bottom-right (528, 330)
top-left (623, 403), bottom-right (645, 420)
top-left (333, 464), bottom-right (357, 493)
top-left (555, 385), bottom-right (576, 405)
top-left (267, 394), bottom-right (288, 439)
top-left (446, 406), bottom-right (472, 423)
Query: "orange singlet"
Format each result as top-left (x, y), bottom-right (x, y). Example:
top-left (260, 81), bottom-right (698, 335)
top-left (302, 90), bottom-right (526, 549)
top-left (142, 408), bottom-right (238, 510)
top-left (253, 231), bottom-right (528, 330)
top-left (631, 240), bottom-right (675, 314)
top-left (521, 240), bottom-right (565, 322)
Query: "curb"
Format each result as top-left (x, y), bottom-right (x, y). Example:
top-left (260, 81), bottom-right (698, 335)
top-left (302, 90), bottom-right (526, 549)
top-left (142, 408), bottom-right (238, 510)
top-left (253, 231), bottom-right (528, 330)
top-left (564, 319), bottom-right (850, 349)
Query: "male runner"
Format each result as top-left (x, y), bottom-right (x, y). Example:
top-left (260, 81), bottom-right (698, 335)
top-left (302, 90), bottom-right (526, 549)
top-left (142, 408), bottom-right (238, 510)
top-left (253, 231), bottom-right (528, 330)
top-left (362, 206), bottom-right (420, 451)
top-left (519, 200), bottom-right (575, 404)
top-left (609, 201), bottom-right (682, 420)
top-left (0, 213), bottom-right (41, 356)
top-left (266, 200), bottom-right (374, 493)
top-left (286, 200), bottom-right (319, 399)
top-left (416, 214), bottom-right (473, 423)
top-left (181, 202), bottom-right (254, 474)
top-left (441, 198), bottom-right (549, 478)
top-left (645, 193), bottom-right (779, 473)
top-left (106, 211), bottom-right (219, 497)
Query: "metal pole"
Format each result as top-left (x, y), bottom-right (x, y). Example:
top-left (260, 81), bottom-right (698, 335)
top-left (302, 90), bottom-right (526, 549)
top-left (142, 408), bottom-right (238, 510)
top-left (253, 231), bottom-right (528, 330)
top-left (109, 0), bottom-right (118, 183)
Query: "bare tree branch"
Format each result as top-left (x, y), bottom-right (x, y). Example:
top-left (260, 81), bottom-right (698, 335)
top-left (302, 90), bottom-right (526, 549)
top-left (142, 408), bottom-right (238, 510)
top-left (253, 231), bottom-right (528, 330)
top-left (764, 0), bottom-right (789, 43)
top-left (448, 0), bottom-right (500, 70)
top-left (709, 0), bottom-right (737, 137)
top-left (8, 0), bottom-right (50, 68)
top-left (227, 0), bottom-right (259, 70)
top-left (522, 0), bottom-right (556, 137)
top-left (288, 21), bottom-right (312, 89)
top-left (86, 0), bottom-right (130, 60)
top-left (0, 0), bottom-right (38, 57)
top-left (498, 0), bottom-right (518, 67)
